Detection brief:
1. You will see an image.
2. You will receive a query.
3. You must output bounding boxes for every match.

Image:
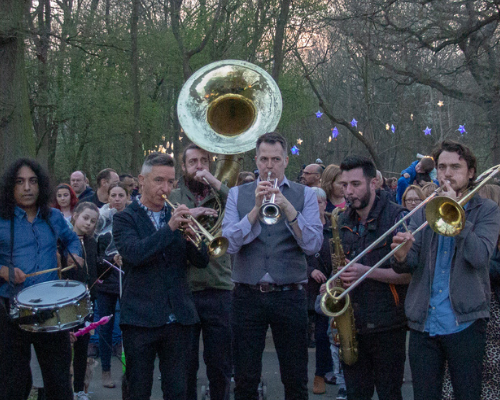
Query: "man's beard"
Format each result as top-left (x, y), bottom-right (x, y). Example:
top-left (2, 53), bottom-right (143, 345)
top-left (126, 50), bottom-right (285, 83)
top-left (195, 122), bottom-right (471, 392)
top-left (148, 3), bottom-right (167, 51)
top-left (348, 190), bottom-right (371, 210)
top-left (184, 172), bottom-right (209, 195)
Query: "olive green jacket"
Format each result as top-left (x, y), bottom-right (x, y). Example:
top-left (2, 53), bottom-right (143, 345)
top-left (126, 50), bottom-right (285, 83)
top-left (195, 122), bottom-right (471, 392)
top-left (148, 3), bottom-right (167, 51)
top-left (169, 177), bottom-right (233, 292)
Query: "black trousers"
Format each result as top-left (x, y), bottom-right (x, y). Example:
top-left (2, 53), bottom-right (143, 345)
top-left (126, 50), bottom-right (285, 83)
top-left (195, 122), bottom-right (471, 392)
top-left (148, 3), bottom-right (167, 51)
top-left (0, 298), bottom-right (73, 400)
top-left (409, 319), bottom-right (487, 400)
top-left (231, 285), bottom-right (308, 400)
top-left (122, 323), bottom-right (194, 400)
top-left (186, 289), bottom-right (232, 400)
top-left (315, 313), bottom-right (333, 377)
top-left (342, 327), bottom-right (406, 400)
top-left (72, 331), bottom-right (90, 393)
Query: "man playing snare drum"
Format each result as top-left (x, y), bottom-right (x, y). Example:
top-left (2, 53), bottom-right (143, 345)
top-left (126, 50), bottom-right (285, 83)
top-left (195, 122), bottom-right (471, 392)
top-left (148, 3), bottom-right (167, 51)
top-left (0, 158), bottom-right (82, 400)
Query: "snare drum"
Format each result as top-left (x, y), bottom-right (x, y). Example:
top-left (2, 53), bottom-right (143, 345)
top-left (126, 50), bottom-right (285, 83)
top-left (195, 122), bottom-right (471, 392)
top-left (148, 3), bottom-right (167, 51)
top-left (13, 280), bottom-right (92, 332)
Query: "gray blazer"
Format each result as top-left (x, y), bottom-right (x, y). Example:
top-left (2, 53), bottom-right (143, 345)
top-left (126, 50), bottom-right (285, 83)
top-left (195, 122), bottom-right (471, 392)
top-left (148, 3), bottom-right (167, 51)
top-left (393, 195), bottom-right (500, 331)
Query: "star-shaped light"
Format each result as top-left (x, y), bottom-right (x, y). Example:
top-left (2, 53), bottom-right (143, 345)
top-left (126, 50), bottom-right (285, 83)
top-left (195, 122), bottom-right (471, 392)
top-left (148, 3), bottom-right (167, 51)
top-left (291, 145), bottom-right (300, 155)
top-left (332, 127), bottom-right (339, 139)
top-left (297, 139), bottom-right (303, 145)
top-left (351, 118), bottom-right (358, 127)
top-left (437, 101), bottom-right (444, 107)
top-left (391, 124), bottom-right (395, 133)
top-left (423, 126), bottom-right (432, 136)
top-left (316, 110), bottom-right (323, 118)
top-left (458, 125), bottom-right (467, 135)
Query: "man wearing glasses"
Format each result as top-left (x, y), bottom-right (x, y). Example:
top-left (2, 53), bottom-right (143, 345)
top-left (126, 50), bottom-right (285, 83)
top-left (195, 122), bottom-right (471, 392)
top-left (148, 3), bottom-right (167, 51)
top-left (302, 164), bottom-right (323, 188)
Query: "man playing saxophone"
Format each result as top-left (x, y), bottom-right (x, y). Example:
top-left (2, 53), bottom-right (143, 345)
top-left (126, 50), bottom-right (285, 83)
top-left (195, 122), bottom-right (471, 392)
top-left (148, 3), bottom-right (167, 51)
top-left (335, 156), bottom-right (411, 400)
top-left (169, 143), bottom-right (233, 400)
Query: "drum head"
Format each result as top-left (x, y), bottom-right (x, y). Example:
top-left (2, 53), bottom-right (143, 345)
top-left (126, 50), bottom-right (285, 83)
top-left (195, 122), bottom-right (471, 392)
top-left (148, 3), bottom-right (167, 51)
top-left (16, 280), bottom-right (87, 307)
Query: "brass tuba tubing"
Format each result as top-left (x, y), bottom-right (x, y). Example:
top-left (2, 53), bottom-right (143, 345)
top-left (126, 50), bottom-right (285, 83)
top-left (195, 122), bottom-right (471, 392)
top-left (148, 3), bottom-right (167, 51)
top-left (328, 163), bottom-right (500, 302)
top-left (162, 195), bottom-right (229, 258)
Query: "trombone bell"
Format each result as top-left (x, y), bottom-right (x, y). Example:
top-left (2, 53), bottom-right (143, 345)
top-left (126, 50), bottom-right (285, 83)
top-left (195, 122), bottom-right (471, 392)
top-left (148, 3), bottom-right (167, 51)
top-left (425, 197), bottom-right (465, 237)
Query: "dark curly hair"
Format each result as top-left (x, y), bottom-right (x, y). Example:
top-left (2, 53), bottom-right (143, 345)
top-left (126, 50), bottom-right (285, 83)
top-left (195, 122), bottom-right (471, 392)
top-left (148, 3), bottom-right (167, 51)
top-left (0, 158), bottom-right (53, 220)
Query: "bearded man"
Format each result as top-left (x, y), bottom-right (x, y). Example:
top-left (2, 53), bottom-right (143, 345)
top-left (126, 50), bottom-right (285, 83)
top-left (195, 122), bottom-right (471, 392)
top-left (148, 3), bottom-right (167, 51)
top-left (169, 143), bottom-right (233, 400)
top-left (335, 155), bottom-right (411, 400)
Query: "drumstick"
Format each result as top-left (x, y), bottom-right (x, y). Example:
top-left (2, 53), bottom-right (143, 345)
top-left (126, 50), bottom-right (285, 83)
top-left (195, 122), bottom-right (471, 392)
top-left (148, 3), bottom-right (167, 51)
top-left (25, 264), bottom-right (76, 278)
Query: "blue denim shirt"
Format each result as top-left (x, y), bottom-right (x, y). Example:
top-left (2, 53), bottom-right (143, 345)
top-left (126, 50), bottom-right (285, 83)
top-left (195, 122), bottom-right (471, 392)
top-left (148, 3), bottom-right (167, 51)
top-left (0, 207), bottom-right (81, 298)
top-left (424, 234), bottom-right (473, 336)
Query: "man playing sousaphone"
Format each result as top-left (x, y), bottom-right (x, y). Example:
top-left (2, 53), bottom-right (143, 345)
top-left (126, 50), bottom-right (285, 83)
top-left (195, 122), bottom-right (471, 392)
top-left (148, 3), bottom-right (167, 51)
top-left (169, 143), bottom-right (233, 400)
top-left (0, 158), bottom-right (83, 400)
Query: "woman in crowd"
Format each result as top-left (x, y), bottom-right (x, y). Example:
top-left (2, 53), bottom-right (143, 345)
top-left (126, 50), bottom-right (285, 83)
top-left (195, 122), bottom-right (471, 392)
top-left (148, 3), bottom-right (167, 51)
top-left (94, 182), bottom-right (130, 388)
top-left (54, 183), bottom-right (78, 223)
top-left (401, 185), bottom-right (425, 211)
top-left (321, 164), bottom-right (346, 213)
top-left (236, 171), bottom-right (256, 186)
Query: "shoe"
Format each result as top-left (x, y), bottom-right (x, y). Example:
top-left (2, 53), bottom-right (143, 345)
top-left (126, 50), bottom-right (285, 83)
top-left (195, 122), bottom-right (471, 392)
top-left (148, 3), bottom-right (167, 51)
top-left (102, 371), bottom-right (116, 388)
top-left (74, 392), bottom-right (91, 400)
top-left (313, 376), bottom-right (326, 394)
top-left (336, 388), bottom-right (347, 400)
top-left (87, 342), bottom-right (98, 358)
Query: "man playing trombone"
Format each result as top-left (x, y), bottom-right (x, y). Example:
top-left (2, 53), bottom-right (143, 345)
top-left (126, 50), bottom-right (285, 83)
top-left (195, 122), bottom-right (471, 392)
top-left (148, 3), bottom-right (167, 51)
top-left (392, 140), bottom-right (500, 400)
top-left (222, 132), bottom-right (323, 400)
top-left (113, 152), bottom-right (210, 400)
top-left (333, 156), bottom-right (411, 400)
top-left (169, 143), bottom-right (233, 400)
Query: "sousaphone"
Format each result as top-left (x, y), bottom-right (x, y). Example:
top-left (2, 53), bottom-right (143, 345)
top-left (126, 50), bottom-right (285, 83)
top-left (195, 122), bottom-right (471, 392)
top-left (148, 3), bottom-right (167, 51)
top-left (176, 60), bottom-right (282, 241)
top-left (177, 59), bottom-right (283, 186)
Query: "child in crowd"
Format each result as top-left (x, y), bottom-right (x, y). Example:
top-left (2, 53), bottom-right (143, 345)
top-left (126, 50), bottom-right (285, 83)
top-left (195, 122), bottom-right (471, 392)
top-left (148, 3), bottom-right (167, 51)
top-left (396, 156), bottom-right (436, 204)
top-left (64, 202), bottom-right (101, 400)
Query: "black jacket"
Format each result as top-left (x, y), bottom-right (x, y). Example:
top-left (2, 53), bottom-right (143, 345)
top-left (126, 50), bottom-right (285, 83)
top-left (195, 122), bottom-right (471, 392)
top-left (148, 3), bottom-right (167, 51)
top-left (339, 190), bottom-right (408, 334)
top-left (113, 200), bottom-right (209, 327)
top-left (78, 186), bottom-right (95, 200)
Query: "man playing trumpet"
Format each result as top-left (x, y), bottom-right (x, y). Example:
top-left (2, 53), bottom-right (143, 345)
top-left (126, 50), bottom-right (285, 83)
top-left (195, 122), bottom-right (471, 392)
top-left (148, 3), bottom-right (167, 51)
top-left (113, 152), bottom-right (209, 400)
top-left (222, 132), bottom-right (323, 400)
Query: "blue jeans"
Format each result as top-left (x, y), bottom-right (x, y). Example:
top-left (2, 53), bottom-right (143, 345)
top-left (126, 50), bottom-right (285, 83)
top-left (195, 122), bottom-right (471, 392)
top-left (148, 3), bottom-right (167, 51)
top-left (186, 289), bottom-right (232, 400)
top-left (232, 284), bottom-right (308, 400)
top-left (96, 291), bottom-right (121, 371)
top-left (409, 319), bottom-right (487, 400)
top-left (315, 313), bottom-right (333, 377)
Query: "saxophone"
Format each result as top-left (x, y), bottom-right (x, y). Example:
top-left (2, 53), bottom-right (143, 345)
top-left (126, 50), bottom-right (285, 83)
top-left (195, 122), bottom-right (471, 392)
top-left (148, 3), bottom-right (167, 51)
top-left (320, 207), bottom-right (358, 366)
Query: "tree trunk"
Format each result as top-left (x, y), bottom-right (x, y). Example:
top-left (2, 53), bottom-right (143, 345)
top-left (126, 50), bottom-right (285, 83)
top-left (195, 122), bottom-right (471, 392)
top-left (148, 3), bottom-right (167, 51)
top-left (271, 0), bottom-right (291, 83)
top-left (0, 0), bottom-right (35, 171)
top-left (130, 0), bottom-right (141, 174)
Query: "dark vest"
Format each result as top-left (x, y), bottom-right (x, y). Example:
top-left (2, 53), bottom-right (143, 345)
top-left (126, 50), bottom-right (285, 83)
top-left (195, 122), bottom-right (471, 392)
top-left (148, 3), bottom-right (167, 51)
top-left (339, 191), bottom-right (408, 334)
top-left (233, 180), bottom-right (307, 285)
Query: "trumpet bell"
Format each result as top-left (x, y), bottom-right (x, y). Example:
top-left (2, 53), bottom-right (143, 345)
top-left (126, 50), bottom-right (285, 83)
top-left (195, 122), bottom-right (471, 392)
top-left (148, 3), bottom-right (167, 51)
top-left (177, 60), bottom-right (282, 155)
top-left (259, 203), bottom-right (281, 225)
top-left (208, 236), bottom-right (229, 259)
top-left (425, 196), bottom-right (465, 237)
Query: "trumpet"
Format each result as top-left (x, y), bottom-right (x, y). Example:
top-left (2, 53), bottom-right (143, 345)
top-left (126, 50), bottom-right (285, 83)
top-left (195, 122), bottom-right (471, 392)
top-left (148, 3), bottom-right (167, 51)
top-left (258, 172), bottom-right (282, 225)
top-left (162, 195), bottom-right (229, 258)
top-left (323, 163), bottom-right (500, 303)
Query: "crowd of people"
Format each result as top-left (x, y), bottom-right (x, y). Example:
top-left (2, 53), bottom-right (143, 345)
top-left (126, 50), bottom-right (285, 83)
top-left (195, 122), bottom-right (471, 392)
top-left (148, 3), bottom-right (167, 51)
top-left (0, 133), bottom-right (499, 400)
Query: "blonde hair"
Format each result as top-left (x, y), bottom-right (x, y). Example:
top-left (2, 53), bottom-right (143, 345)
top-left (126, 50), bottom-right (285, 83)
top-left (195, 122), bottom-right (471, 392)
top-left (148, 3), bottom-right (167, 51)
top-left (421, 182), bottom-right (438, 197)
top-left (402, 185), bottom-right (425, 209)
top-left (321, 164), bottom-right (342, 200)
top-left (478, 184), bottom-right (500, 208)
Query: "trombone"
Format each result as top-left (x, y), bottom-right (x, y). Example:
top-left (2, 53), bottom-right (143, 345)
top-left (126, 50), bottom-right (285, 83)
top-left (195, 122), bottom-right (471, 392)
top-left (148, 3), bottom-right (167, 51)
top-left (323, 164), bottom-right (500, 303)
top-left (162, 195), bottom-right (229, 258)
top-left (258, 171), bottom-right (282, 225)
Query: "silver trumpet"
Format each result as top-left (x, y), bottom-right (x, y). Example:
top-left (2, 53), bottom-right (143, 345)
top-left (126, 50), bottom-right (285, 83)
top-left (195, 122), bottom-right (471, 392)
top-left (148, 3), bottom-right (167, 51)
top-left (258, 172), bottom-right (282, 225)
